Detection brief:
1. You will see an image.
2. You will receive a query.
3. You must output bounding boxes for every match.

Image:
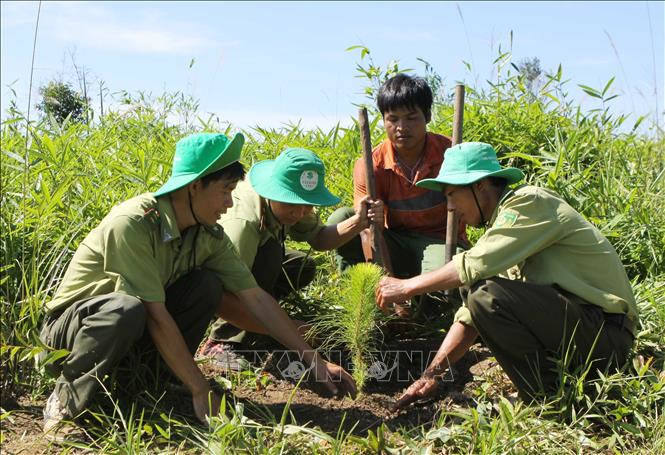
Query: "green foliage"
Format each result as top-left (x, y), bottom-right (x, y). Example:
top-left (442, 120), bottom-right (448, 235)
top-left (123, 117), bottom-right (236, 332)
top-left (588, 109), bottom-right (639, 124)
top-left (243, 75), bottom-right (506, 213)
top-left (1, 45), bottom-right (663, 453)
top-left (346, 45), bottom-right (408, 109)
top-left (36, 80), bottom-right (89, 124)
top-left (312, 263), bottom-right (387, 391)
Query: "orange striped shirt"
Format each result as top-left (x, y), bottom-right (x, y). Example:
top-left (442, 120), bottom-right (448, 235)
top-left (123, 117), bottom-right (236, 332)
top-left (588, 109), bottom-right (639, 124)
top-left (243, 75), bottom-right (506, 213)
top-left (353, 132), bottom-right (466, 241)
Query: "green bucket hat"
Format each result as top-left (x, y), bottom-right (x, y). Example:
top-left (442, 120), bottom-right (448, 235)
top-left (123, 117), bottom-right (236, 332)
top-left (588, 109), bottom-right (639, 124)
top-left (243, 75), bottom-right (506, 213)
top-left (249, 147), bottom-right (341, 206)
top-left (154, 132), bottom-right (244, 197)
top-left (416, 142), bottom-right (524, 191)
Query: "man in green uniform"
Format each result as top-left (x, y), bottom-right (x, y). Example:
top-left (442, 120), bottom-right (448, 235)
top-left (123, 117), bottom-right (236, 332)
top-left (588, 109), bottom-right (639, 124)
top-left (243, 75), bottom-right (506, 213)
top-left (199, 147), bottom-right (383, 368)
top-left (40, 133), bottom-right (356, 439)
top-left (376, 142), bottom-right (638, 408)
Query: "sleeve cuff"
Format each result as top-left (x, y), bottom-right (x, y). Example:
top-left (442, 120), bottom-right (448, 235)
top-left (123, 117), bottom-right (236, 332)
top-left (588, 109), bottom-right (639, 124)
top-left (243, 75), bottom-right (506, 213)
top-left (225, 274), bottom-right (258, 293)
top-left (453, 305), bottom-right (475, 328)
top-left (452, 252), bottom-right (470, 285)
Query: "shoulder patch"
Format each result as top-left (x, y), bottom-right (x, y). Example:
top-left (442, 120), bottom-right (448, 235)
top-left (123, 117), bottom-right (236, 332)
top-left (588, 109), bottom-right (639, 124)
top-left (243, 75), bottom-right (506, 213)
top-left (494, 209), bottom-right (519, 228)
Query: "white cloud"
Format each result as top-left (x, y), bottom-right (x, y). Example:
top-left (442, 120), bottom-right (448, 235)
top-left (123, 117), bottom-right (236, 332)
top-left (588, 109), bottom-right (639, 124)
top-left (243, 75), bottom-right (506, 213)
top-left (54, 21), bottom-right (216, 54)
top-left (189, 107), bottom-right (356, 132)
top-left (33, 2), bottom-right (233, 55)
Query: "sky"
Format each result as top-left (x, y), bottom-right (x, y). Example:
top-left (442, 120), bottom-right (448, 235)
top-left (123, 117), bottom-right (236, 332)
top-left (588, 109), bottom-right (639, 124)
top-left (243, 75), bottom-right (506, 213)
top-left (1, 1), bottom-right (663, 131)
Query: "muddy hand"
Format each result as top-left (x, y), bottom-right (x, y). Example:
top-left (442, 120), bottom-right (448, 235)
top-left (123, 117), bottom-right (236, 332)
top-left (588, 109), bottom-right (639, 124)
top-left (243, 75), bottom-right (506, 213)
top-left (366, 198), bottom-right (384, 226)
top-left (325, 361), bottom-right (358, 398)
top-left (312, 356), bottom-right (357, 398)
top-left (392, 376), bottom-right (439, 411)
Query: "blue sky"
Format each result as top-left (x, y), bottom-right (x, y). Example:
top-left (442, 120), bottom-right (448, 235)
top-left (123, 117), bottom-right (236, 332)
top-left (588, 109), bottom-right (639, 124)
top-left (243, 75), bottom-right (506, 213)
top-left (1, 1), bottom-right (663, 131)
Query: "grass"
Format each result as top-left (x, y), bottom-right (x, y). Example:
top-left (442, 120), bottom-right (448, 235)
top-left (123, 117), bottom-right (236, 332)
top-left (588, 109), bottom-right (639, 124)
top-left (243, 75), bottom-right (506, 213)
top-left (1, 45), bottom-right (664, 453)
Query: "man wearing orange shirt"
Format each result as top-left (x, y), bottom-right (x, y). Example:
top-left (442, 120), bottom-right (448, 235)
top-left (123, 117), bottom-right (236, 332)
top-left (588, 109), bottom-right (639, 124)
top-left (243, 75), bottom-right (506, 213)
top-left (328, 74), bottom-right (465, 317)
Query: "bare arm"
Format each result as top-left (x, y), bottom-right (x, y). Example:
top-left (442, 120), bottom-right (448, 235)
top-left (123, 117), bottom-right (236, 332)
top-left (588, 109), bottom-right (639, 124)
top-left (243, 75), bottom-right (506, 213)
top-left (376, 260), bottom-right (462, 310)
top-left (143, 301), bottom-right (219, 422)
top-left (216, 291), bottom-right (313, 340)
top-left (394, 322), bottom-right (478, 410)
top-left (424, 322), bottom-right (478, 377)
top-left (308, 197), bottom-right (383, 251)
top-left (235, 287), bottom-right (357, 397)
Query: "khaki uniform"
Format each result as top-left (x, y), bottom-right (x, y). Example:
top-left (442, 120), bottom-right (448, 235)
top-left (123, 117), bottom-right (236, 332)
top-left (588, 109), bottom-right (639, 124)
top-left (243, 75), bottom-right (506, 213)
top-left (208, 181), bottom-right (324, 343)
top-left (41, 193), bottom-right (257, 415)
top-left (452, 185), bottom-right (638, 399)
top-left (48, 193), bottom-right (256, 314)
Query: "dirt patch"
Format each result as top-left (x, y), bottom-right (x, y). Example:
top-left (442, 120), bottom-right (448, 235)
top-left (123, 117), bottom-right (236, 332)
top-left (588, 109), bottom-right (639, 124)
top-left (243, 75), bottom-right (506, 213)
top-left (1, 396), bottom-right (57, 455)
top-left (1, 340), bottom-right (512, 450)
top-left (209, 339), bottom-right (500, 435)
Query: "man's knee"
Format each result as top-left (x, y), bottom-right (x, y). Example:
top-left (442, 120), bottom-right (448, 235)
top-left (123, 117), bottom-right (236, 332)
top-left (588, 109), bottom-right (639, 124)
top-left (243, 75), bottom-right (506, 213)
top-left (190, 269), bottom-right (223, 296)
top-left (108, 294), bottom-right (147, 339)
top-left (188, 269), bottom-right (223, 315)
top-left (466, 279), bottom-right (496, 320)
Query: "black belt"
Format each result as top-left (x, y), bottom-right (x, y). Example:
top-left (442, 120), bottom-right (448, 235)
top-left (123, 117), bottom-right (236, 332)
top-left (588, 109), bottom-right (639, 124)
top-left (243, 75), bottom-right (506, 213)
top-left (604, 312), bottom-right (634, 336)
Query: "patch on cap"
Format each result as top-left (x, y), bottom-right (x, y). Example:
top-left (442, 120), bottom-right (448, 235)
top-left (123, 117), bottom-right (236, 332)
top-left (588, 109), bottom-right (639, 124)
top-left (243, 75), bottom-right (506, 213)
top-left (300, 170), bottom-right (318, 191)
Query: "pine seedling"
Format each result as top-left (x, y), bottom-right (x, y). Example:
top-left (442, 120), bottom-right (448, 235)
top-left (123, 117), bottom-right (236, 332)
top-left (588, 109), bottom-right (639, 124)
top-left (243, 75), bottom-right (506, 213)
top-left (313, 263), bottom-right (389, 392)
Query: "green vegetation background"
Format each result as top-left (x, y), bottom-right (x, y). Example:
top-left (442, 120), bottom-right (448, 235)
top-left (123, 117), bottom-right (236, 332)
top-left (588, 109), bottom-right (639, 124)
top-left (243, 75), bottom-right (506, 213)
top-left (1, 52), bottom-right (664, 452)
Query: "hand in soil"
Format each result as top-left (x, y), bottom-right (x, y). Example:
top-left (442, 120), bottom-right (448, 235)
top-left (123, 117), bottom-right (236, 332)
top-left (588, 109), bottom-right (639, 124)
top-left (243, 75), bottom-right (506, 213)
top-left (392, 376), bottom-right (439, 411)
top-left (313, 359), bottom-right (358, 399)
top-left (192, 389), bottom-right (222, 424)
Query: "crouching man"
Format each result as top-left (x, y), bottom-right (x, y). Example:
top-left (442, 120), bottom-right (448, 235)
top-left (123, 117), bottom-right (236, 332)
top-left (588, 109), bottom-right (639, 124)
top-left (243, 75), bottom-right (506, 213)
top-left (40, 133), bottom-right (356, 439)
top-left (199, 147), bottom-right (383, 368)
top-left (376, 142), bottom-right (638, 408)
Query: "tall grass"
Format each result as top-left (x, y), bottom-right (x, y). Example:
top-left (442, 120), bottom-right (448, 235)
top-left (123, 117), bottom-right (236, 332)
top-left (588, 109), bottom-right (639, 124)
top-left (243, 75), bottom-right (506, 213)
top-left (1, 49), bottom-right (663, 452)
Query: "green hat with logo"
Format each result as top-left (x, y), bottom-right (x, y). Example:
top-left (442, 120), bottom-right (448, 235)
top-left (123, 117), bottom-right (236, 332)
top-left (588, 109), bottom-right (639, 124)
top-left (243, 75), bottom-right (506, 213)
top-left (249, 147), bottom-right (341, 206)
top-left (416, 142), bottom-right (524, 191)
top-left (154, 132), bottom-right (244, 197)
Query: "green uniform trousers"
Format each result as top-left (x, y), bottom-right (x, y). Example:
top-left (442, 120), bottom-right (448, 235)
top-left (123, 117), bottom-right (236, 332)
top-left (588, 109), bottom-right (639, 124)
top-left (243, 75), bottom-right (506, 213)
top-left (39, 269), bottom-right (222, 417)
top-left (327, 206), bottom-right (446, 278)
top-left (464, 277), bottom-right (634, 400)
top-left (208, 236), bottom-right (316, 344)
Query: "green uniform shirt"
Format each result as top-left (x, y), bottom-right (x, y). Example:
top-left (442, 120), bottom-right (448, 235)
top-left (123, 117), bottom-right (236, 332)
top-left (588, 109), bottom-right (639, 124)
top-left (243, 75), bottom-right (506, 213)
top-left (47, 193), bottom-right (257, 314)
top-left (453, 185), bottom-right (639, 335)
top-left (218, 180), bottom-right (325, 267)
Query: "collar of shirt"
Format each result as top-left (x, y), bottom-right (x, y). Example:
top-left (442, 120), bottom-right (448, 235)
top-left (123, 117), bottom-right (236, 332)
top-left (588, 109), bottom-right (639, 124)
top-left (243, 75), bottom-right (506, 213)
top-left (156, 196), bottom-right (181, 243)
top-left (155, 194), bottom-right (225, 241)
top-left (380, 133), bottom-right (441, 180)
top-left (487, 185), bottom-right (525, 225)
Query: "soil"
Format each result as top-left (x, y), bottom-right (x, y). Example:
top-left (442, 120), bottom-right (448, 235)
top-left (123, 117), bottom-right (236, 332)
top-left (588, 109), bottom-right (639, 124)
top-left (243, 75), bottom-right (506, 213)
top-left (1, 339), bottom-right (514, 453)
top-left (224, 339), bottom-right (497, 435)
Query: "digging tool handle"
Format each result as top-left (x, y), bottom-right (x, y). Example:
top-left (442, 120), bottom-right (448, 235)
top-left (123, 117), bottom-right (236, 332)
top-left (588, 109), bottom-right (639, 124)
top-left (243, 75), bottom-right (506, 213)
top-left (358, 107), bottom-right (393, 273)
top-left (445, 85), bottom-right (465, 274)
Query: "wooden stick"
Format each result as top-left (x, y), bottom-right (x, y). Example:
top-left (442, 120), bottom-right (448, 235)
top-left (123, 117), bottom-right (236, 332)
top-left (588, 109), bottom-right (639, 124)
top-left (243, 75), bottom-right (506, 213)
top-left (445, 85), bottom-right (465, 267)
top-left (358, 107), bottom-right (393, 273)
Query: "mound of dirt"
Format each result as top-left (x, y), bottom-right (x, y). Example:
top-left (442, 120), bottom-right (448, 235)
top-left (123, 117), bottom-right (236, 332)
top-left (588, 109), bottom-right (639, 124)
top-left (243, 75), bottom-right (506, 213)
top-left (205, 339), bottom-right (501, 435)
